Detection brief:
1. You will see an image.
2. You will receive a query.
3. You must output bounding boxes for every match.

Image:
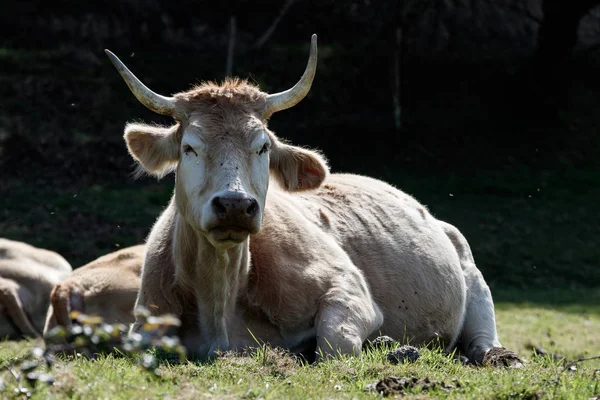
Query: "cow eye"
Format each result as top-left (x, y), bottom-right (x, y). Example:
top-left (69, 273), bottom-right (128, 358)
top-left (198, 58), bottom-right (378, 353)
top-left (258, 143), bottom-right (269, 155)
top-left (183, 144), bottom-right (198, 156)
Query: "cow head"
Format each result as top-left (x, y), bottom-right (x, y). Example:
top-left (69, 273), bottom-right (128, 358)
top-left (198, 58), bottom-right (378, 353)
top-left (106, 35), bottom-right (328, 248)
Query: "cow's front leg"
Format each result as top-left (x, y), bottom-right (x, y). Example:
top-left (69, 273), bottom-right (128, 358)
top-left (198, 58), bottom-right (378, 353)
top-left (314, 283), bottom-right (383, 359)
top-left (130, 279), bottom-right (180, 335)
top-left (182, 336), bottom-right (228, 360)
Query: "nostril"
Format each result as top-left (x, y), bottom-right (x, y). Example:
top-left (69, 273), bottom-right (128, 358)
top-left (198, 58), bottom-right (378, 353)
top-left (246, 199), bottom-right (258, 218)
top-left (212, 196), bottom-right (227, 217)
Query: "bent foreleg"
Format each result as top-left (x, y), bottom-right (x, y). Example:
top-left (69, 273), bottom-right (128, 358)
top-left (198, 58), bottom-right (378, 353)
top-left (315, 282), bottom-right (383, 359)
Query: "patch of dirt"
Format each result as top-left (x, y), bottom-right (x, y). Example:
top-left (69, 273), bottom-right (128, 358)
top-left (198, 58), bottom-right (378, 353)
top-left (386, 345), bottom-right (421, 364)
top-left (220, 347), bottom-right (300, 378)
top-left (367, 376), bottom-right (459, 396)
top-left (258, 347), bottom-right (299, 377)
top-left (482, 347), bottom-right (523, 368)
top-left (320, 184), bottom-right (347, 200)
top-left (364, 335), bottom-right (398, 350)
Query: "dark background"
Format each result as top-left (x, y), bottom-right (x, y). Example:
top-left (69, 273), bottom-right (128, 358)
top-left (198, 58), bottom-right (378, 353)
top-left (1, 0), bottom-right (599, 290)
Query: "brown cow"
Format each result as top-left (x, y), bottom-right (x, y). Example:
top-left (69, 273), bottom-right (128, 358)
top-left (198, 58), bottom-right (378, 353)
top-left (43, 245), bottom-right (144, 334)
top-left (105, 35), bottom-right (518, 364)
top-left (0, 238), bottom-right (72, 339)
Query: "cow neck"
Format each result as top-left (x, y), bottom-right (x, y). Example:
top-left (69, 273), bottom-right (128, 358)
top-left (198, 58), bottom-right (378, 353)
top-left (173, 214), bottom-right (250, 352)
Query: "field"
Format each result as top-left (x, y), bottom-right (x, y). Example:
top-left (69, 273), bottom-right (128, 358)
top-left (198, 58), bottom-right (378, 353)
top-left (2, 36), bottom-right (600, 399)
top-left (1, 290), bottom-right (599, 399)
top-left (1, 169), bottom-right (600, 399)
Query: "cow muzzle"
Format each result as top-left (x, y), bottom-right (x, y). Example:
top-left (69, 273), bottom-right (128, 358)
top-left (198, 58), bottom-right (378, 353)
top-left (205, 191), bottom-right (260, 243)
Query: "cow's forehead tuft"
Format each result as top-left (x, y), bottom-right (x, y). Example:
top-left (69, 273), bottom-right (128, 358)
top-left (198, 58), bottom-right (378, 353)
top-left (176, 77), bottom-right (267, 109)
top-left (170, 78), bottom-right (270, 142)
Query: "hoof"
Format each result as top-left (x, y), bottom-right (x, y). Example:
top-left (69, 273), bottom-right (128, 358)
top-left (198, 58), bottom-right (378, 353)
top-left (483, 347), bottom-right (523, 368)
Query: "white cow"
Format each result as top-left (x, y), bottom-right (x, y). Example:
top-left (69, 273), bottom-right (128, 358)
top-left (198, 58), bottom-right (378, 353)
top-left (0, 238), bottom-right (72, 339)
top-left (105, 34), bottom-right (518, 364)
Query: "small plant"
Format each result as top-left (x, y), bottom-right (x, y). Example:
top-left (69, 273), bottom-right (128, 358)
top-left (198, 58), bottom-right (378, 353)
top-left (2, 307), bottom-right (186, 397)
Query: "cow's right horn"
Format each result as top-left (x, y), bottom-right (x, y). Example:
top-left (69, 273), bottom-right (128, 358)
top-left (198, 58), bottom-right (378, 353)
top-left (263, 34), bottom-right (318, 118)
top-left (105, 50), bottom-right (179, 117)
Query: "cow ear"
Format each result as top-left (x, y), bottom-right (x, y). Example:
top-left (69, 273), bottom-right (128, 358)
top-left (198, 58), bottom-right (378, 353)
top-left (269, 138), bottom-right (329, 191)
top-left (124, 123), bottom-right (180, 178)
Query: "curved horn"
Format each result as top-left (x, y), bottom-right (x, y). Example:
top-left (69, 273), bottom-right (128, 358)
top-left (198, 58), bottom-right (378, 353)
top-left (264, 34), bottom-right (318, 117)
top-left (104, 49), bottom-right (178, 117)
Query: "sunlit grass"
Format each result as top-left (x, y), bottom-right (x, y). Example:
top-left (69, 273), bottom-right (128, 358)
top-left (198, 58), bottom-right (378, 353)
top-left (495, 289), bottom-right (600, 369)
top-left (1, 296), bottom-right (599, 399)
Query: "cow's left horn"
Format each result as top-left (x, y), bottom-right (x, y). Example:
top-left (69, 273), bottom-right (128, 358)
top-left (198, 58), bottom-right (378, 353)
top-left (264, 34), bottom-right (318, 118)
top-left (105, 50), bottom-right (179, 117)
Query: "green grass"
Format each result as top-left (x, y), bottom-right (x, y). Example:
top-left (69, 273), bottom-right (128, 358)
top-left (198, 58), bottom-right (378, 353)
top-left (2, 163), bottom-right (598, 398)
top-left (1, 290), bottom-right (599, 399)
top-left (2, 170), bottom-right (598, 398)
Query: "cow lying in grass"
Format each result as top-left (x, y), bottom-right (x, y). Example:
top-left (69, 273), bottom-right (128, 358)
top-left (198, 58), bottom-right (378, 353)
top-left (0, 238), bottom-right (72, 339)
top-left (105, 34), bottom-right (520, 365)
top-left (43, 245), bottom-right (144, 335)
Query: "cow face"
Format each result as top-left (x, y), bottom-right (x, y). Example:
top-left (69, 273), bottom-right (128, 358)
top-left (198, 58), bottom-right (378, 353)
top-left (175, 111), bottom-right (272, 246)
top-left (107, 35), bottom-right (326, 248)
top-left (122, 87), bottom-right (328, 249)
